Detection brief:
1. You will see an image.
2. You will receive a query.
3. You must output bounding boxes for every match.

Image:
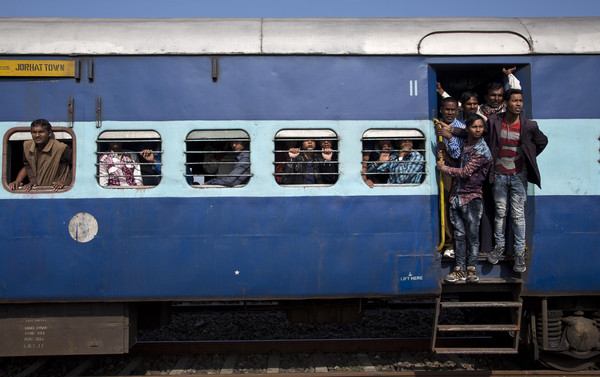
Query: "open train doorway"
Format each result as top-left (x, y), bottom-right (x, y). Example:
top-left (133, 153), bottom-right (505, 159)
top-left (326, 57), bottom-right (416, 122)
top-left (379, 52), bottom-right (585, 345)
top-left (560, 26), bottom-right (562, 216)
top-left (431, 63), bottom-right (531, 119)
top-left (429, 62), bottom-right (533, 257)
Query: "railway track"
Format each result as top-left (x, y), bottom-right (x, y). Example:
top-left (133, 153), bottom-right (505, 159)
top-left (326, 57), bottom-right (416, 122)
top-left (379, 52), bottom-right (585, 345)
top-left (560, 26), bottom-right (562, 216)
top-left (3, 338), bottom-right (598, 376)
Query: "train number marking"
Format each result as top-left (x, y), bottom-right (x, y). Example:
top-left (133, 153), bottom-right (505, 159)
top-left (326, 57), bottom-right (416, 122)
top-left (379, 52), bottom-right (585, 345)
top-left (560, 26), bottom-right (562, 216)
top-left (409, 80), bottom-right (418, 96)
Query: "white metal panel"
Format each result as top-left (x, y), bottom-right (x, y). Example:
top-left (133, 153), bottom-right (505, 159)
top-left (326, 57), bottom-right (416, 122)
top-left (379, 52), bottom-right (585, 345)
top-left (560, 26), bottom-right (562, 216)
top-left (275, 129), bottom-right (337, 138)
top-left (262, 18), bottom-right (533, 55)
top-left (98, 130), bottom-right (160, 139)
top-left (0, 17), bottom-right (598, 56)
top-left (187, 130), bottom-right (249, 140)
top-left (520, 18), bottom-right (600, 54)
top-left (262, 18), bottom-right (423, 55)
top-left (9, 131), bottom-right (72, 141)
top-left (363, 129), bottom-right (424, 139)
top-left (0, 18), bottom-right (262, 55)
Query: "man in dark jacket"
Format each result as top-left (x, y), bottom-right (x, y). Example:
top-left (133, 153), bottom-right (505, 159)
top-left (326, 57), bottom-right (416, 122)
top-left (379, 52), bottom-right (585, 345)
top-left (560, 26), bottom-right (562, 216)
top-left (205, 141), bottom-right (250, 187)
top-left (484, 89), bottom-right (548, 272)
top-left (283, 139), bottom-right (337, 185)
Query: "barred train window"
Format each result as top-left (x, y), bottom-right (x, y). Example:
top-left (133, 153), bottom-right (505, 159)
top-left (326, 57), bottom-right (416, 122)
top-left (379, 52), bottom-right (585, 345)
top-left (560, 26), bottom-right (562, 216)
top-left (361, 129), bottom-right (426, 187)
top-left (274, 129), bottom-right (339, 186)
top-left (96, 131), bottom-right (162, 188)
top-left (4, 128), bottom-right (75, 193)
top-left (185, 130), bottom-right (251, 187)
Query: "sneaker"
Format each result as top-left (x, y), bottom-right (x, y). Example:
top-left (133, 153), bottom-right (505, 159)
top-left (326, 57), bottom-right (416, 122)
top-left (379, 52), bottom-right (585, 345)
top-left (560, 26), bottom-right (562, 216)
top-left (444, 266), bottom-right (466, 283)
top-left (443, 249), bottom-right (455, 258)
top-left (466, 266), bottom-right (480, 283)
top-left (487, 245), bottom-right (505, 265)
top-left (513, 253), bottom-right (527, 273)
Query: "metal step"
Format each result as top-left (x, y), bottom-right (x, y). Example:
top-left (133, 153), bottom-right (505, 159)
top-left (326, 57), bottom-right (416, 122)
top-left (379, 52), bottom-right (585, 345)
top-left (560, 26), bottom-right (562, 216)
top-left (437, 324), bottom-right (520, 332)
top-left (440, 301), bottom-right (522, 308)
top-left (434, 347), bottom-right (518, 354)
top-left (442, 277), bottom-right (523, 284)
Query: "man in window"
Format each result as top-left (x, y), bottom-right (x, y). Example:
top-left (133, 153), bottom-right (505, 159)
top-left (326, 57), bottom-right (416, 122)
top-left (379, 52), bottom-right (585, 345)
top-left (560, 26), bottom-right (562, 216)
top-left (283, 139), bottom-right (336, 185)
top-left (9, 119), bottom-right (72, 191)
top-left (204, 140), bottom-right (250, 187)
top-left (368, 139), bottom-right (425, 184)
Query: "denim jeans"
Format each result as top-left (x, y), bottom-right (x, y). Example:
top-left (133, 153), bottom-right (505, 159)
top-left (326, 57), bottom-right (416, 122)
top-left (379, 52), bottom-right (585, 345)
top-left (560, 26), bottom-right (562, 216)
top-left (449, 197), bottom-right (483, 269)
top-left (493, 171), bottom-right (527, 255)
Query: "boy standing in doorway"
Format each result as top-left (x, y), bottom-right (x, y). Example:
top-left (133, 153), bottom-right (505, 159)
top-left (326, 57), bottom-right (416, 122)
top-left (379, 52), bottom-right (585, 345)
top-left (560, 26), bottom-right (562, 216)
top-left (437, 114), bottom-right (492, 283)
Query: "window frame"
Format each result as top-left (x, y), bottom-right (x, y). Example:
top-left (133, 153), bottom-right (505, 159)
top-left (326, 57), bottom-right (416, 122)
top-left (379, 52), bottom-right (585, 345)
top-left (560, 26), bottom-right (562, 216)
top-left (3, 126), bottom-right (77, 194)
top-left (96, 130), bottom-right (163, 189)
top-left (185, 129), bottom-right (251, 188)
top-left (361, 128), bottom-right (427, 187)
top-left (274, 129), bottom-right (339, 187)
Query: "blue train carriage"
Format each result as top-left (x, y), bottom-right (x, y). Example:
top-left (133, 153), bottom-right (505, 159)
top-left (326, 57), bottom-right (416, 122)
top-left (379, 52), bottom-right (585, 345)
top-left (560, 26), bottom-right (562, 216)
top-left (0, 18), bottom-right (598, 369)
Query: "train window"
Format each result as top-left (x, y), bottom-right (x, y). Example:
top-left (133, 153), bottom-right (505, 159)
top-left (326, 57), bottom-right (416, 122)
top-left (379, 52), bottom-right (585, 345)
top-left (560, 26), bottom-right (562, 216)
top-left (3, 127), bottom-right (76, 193)
top-left (185, 130), bottom-right (251, 187)
top-left (96, 131), bottom-right (162, 188)
top-left (274, 129), bottom-right (339, 186)
top-left (361, 129), bottom-right (426, 187)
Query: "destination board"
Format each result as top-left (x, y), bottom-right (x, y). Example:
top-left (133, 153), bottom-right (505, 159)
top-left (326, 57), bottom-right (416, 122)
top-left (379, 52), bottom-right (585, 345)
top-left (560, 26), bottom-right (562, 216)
top-left (0, 60), bottom-right (75, 77)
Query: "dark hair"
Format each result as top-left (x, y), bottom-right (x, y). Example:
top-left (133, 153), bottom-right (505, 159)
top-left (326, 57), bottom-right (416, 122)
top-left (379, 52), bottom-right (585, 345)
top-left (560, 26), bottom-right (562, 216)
top-left (486, 82), bottom-right (503, 93)
top-left (460, 91), bottom-right (479, 104)
top-left (504, 88), bottom-right (523, 101)
top-left (30, 119), bottom-right (52, 132)
top-left (440, 97), bottom-right (458, 107)
top-left (465, 113), bottom-right (485, 128)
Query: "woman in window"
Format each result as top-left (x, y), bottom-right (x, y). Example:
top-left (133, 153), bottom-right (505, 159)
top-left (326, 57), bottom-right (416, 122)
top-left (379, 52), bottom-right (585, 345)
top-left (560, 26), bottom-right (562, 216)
top-left (98, 142), bottom-right (143, 187)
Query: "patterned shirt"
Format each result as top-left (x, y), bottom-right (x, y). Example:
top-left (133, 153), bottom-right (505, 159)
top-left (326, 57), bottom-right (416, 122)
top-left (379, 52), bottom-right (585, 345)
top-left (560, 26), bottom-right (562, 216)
top-left (444, 118), bottom-right (466, 160)
top-left (369, 151), bottom-right (425, 184)
top-left (99, 151), bottom-right (143, 187)
top-left (441, 138), bottom-right (492, 206)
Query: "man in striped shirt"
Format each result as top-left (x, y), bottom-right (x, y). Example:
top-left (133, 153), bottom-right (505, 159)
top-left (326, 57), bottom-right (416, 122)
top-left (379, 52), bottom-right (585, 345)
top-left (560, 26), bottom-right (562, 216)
top-left (485, 89), bottom-right (548, 273)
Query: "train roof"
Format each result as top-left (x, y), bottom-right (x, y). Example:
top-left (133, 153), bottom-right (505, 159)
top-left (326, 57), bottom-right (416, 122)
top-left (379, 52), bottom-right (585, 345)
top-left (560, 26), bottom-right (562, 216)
top-left (0, 17), bottom-right (599, 56)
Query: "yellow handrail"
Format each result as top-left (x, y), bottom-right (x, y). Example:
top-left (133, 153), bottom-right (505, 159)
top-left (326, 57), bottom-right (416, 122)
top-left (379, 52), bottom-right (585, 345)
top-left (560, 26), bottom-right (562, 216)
top-left (434, 119), bottom-right (445, 251)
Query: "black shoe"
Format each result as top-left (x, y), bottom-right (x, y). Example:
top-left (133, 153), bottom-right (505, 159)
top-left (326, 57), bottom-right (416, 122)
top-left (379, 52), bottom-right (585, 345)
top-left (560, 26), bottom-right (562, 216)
top-left (487, 245), bottom-right (504, 264)
top-left (513, 254), bottom-right (526, 273)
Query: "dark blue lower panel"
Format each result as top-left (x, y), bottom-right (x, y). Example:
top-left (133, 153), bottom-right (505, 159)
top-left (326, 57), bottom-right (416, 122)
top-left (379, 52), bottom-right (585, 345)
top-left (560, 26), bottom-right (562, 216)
top-left (3, 194), bottom-right (596, 301)
top-left (0, 195), bottom-right (439, 301)
top-left (525, 195), bottom-right (600, 294)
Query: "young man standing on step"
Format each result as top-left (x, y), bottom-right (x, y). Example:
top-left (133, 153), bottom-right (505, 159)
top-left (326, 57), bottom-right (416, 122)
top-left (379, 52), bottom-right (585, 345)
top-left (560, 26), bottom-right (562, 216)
top-left (437, 114), bottom-right (492, 283)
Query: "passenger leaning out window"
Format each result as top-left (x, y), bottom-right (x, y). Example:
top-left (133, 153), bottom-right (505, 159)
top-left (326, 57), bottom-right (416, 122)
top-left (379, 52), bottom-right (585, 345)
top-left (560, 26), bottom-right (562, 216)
top-left (9, 119), bottom-right (73, 192)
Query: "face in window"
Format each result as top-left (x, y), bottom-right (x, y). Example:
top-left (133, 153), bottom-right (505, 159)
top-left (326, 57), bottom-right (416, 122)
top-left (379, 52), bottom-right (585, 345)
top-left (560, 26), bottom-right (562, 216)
top-left (231, 141), bottom-right (246, 151)
top-left (108, 142), bottom-right (123, 152)
top-left (378, 140), bottom-right (393, 151)
top-left (320, 139), bottom-right (332, 149)
top-left (302, 140), bottom-right (316, 151)
top-left (399, 139), bottom-right (413, 151)
top-left (30, 125), bottom-right (51, 147)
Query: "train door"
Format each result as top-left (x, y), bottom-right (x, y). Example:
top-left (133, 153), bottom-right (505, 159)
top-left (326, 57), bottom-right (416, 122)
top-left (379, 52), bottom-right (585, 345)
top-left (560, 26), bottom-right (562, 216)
top-left (429, 63), bottom-right (533, 356)
top-left (429, 62), bottom-right (532, 258)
